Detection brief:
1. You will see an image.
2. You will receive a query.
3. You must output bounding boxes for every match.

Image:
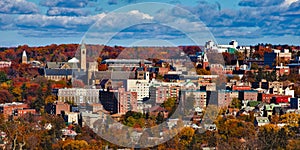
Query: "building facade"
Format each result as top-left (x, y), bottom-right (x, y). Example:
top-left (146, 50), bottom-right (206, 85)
top-left (58, 88), bottom-right (100, 104)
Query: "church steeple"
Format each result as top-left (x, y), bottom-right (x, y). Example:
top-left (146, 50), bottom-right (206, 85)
top-left (235, 60), bottom-right (240, 71)
top-left (22, 50), bottom-right (27, 64)
top-left (202, 53), bottom-right (209, 69)
top-left (80, 43), bottom-right (87, 71)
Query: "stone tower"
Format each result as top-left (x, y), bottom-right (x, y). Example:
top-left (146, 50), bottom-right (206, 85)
top-left (80, 43), bottom-right (87, 71)
top-left (22, 50), bottom-right (27, 64)
top-left (202, 53), bottom-right (209, 69)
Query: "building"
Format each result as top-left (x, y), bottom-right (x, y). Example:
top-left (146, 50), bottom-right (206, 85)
top-left (238, 90), bottom-right (258, 101)
top-left (58, 88), bottom-right (100, 104)
top-left (81, 112), bottom-right (104, 129)
top-left (275, 64), bottom-right (290, 76)
top-left (0, 61), bottom-right (11, 68)
top-left (264, 52), bottom-right (277, 67)
top-left (149, 86), bottom-right (170, 104)
top-left (80, 44), bottom-right (87, 71)
top-left (44, 69), bottom-right (74, 81)
top-left (17, 109), bottom-right (36, 116)
top-left (22, 50), bottom-right (27, 64)
top-left (277, 49), bottom-right (292, 61)
top-left (102, 59), bottom-right (152, 71)
top-left (181, 90), bottom-right (207, 109)
top-left (0, 102), bottom-right (33, 118)
top-left (288, 63), bottom-right (300, 74)
top-left (86, 103), bottom-right (104, 113)
top-left (271, 95), bottom-right (291, 104)
top-left (99, 88), bottom-right (137, 114)
top-left (258, 93), bottom-right (275, 103)
top-left (254, 117), bottom-right (270, 126)
top-left (126, 79), bottom-right (150, 102)
top-left (217, 90), bottom-right (237, 107)
top-left (217, 40), bottom-right (238, 53)
top-left (46, 101), bottom-right (70, 115)
top-left (290, 98), bottom-right (300, 110)
top-left (285, 87), bottom-right (294, 98)
top-left (99, 90), bottom-right (118, 114)
top-left (116, 88), bottom-right (137, 114)
top-left (268, 81), bottom-right (283, 95)
top-left (232, 85), bottom-right (251, 91)
top-left (62, 112), bottom-right (79, 124)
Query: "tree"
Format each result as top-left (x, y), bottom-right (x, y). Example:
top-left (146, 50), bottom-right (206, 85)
top-left (0, 89), bottom-right (13, 103)
top-left (280, 113), bottom-right (300, 127)
top-left (257, 124), bottom-right (288, 150)
top-left (250, 62), bottom-right (258, 70)
top-left (229, 98), bottom-right (241, 109)
top-left (62, 140), bottom-right (89, 150)
top-left (178, 127), bottom-right (195, 147)
top-left (0, 71), bottom-right (8, 83)
top-left (156, 112), bottom-right (164, 124)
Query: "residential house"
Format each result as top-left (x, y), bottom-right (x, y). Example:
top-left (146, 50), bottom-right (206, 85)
top-left (254, 117), bottom-right (270, 126)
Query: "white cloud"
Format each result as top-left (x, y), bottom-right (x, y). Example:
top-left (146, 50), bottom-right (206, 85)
top-left (16, 13), bottom-right (106, 29)
top-left (282, 0), bottom-right (299, 6)
top-left (0, 0), bottom-right (39, 14)
top-left (47, 7), bottom-right (90, 16)
top-left (40, 0), bottom-right (89, 8)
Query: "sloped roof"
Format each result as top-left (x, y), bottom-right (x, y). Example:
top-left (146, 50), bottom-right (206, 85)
top-left (44, 69), bottom-right (73, 76)
top-left (68, 57), bottom-right (79, 63)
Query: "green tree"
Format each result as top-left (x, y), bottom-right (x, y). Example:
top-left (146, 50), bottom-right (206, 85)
top-left (156, 112), bottom-right (164, 124)
top-left (0, 71), bottom-right (8, 83)
top-left (229, 98), bottom-right (241, 109)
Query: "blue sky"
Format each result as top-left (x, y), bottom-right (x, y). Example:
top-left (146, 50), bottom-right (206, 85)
top-left (0, 0), bottom-right (300, 47)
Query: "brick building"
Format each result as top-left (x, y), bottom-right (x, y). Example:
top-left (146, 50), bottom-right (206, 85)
top-left (258, 93), bottom-right (275, 103)
top-left (0, 102), bottom-right (35, 118)
top-left (99, 88), bottom-right (137, 114)
top-left (238, 90), bottom-right (258, 101)
top-left (46, 101), bottom-right (70, 115)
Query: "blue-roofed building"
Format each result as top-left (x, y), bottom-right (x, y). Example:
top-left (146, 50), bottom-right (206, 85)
top-left (44, 68), bottom-right (74, 81)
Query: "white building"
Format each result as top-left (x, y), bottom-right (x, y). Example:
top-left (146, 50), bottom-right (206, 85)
top-left (126, 79), bottom-right (150, 102)
top-left (58, 88), bottom-right (99, 104)
top-left (285, 87), bottom-right (294, 98)
top-left (216, 40), bottom-right (238, 53)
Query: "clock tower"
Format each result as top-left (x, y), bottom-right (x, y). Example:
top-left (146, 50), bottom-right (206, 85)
top-left (80, 44), bottom-right (87, 71)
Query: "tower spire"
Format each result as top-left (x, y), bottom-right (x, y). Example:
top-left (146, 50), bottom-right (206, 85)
top-left (22, 50), bottom-right (27, 64)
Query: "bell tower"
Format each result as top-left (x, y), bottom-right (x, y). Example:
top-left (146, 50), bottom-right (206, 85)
top-left (202, 53), bottom-right (209, 69)
top-left (80, 43), bottom-right (87, 71)
top-left (22, 50), bottom-right (27, 64)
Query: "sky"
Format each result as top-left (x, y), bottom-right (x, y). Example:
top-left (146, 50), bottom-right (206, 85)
top-left (0, 0), bottom-right (300, 47)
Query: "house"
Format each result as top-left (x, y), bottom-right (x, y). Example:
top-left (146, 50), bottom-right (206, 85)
top-left (148, 105), bottom-right (169, 118)
top-left (44, 123), bottom-right (53, 130)
top-left (62, 112), bottom-right (79, 125)
top-left (61, 128), bottom-right (77, 140)
top-left (254, 117), bottom-right (270, 126)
